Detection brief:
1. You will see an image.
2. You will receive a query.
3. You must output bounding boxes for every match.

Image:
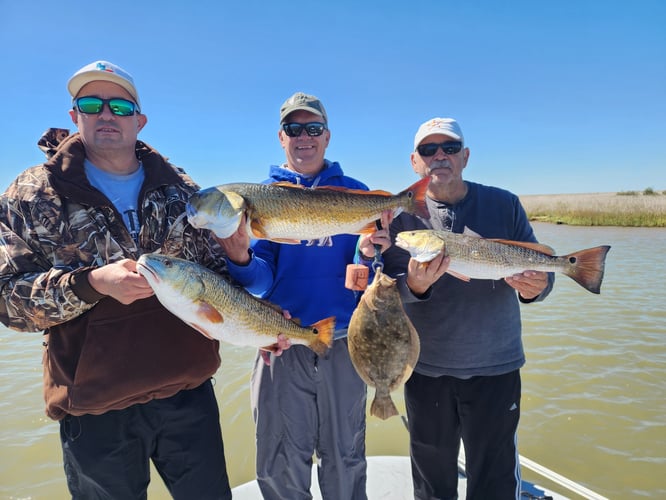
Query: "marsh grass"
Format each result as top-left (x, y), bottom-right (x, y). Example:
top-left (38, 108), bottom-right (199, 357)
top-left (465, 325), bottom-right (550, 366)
top-left (519, 192), bottom-right (666, 227)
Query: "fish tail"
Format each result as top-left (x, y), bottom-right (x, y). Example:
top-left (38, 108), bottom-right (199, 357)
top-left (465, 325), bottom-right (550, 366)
top-left (562, 245), bottom-right (611, 294)
top-left (370, 394), bottom-right (399, 420)
top-left (402, 177), bottom-right (430, 219)
top-left (308, 316), bottom-right (336, 355)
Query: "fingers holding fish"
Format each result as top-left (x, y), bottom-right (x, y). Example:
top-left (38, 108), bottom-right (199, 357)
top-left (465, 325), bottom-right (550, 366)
top-left (406, 253), bottom-right (450, 296)
top-left (213, 212), bottom-right (252, 265)
top-left (505, 270), bottom-right (550, 300)
top-left (261, 333), bottom-right (293, 366)
top-left (88, 259), bottom-right (155, 305)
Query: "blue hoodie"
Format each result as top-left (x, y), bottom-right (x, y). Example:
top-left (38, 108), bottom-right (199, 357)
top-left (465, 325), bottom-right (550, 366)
top-left (226, 161), bottom-right (368, 337)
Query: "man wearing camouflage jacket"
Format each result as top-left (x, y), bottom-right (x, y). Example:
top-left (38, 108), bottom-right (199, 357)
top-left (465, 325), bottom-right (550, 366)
top-left (0, 61), bottom-right (232, 499)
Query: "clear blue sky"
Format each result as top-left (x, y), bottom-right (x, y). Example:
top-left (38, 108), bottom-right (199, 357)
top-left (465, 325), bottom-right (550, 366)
top-left (1, 0), bottom-right (664, 195)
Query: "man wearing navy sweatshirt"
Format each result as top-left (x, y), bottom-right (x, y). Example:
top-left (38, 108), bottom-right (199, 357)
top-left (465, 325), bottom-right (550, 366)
top-left (382, 117), bottom-right (554, 500)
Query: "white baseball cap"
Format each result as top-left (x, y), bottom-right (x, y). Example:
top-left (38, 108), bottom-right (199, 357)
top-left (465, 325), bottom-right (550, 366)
top-left (67, 60), bottom-right (141, 109)
top-left (413, 117), bottom-right (464, 149)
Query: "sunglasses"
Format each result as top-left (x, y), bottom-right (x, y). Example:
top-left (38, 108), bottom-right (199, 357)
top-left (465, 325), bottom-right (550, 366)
top-left (73, 96), bottom-right (139, 116)
top-left (282, 122), bottom-right (327, 137)
top-left (416, 141), bottom-right (463, 157)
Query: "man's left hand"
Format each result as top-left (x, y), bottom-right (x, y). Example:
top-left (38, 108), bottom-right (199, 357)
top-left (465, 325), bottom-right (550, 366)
top-left (504, 270), bottom-right (549, 300)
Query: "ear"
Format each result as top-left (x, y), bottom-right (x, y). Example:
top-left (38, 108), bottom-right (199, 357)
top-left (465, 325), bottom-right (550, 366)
top-left (462, 147), bottom-right (470, 168)
top-left (137, 114), bottom-right (148, 133)
top-left (410, 152), bottom-right (419, 174)
top-left (69, 109), bottom-right (78, 126)
top-left (278, 129), bottom-right (288, 149)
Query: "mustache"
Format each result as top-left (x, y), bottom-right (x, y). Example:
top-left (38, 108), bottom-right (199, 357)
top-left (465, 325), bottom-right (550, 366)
top-left (427, 160), bottom-right (450, 174)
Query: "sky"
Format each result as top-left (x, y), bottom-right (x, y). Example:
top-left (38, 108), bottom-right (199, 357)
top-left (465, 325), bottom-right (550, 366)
top-left (1, 0), bottom-right (664, 196)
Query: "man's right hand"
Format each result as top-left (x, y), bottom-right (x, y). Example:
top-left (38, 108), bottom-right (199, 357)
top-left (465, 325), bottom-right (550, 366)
top-left (214, 212), bottom-right (252, 265)
top-left (406, 252), bottom-right (450, 296)
top-left (87, 259), bottom-right (155, 304)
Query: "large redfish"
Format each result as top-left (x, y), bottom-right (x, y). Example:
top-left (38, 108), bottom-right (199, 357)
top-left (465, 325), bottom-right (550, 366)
top-left (348, 270), bottom-right (420, 420)
top-left (136, 254), bottom-right (334, 354)
top-left (395, 229), bottom-right (611, 294)
top-left (186, 178), bottom-right (430, 243)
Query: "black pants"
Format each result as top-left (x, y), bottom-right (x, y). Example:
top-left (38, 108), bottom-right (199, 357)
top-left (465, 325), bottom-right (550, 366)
top-left (60, 379), bottom-right (231, 500)
top-left (405, 370), bottom-right (522, 500)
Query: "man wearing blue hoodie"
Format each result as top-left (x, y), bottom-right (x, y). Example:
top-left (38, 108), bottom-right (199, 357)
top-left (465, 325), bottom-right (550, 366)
top-left (217, 92), bottom-right (389, 500)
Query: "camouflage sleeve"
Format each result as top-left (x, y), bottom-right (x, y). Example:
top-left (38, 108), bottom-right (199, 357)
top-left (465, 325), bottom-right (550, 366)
top-left (0, 197), bottom-right (96, 333)
top-left (160, 211), bottom-right (230, 278)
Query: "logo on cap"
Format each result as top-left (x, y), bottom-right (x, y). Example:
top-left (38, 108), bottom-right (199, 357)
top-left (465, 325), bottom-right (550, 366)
top-left (96, 62), bottom-right (114, 73)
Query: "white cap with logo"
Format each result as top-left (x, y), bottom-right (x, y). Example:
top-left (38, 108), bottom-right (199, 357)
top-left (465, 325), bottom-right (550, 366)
top-left (67, 60), bottom-right (141, 109)
top-left (413, 117), bottom-right (464, 150)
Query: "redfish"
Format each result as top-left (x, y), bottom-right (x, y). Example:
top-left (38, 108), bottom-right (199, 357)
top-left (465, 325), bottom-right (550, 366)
top-left (395, 229), bottom-right (611, 294)
top-left (137, 254), bottom-right (334, 354)
top-left (186, 178), bottom-right (430, 244)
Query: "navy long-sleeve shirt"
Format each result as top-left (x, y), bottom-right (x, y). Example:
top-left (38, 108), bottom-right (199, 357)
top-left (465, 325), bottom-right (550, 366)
top-left (382, 181), bottom-right (554, 378)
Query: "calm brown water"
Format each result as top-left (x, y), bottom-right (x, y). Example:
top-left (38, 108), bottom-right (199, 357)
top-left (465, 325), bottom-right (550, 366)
top-left (1, 223), bottom-right (664, 499)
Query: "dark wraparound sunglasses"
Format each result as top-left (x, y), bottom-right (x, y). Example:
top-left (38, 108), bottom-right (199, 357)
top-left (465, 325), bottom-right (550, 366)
top-left (282, 122), bottom-right (327, 137)
top-left (73, 96), bottom-right (139, 116)
top-left (417, 141), bottom-right (463, 157)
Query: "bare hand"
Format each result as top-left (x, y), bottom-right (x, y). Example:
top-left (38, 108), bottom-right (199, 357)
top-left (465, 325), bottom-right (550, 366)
top-left (406, 252), bottom-right (450, 296)
top-left (260, 310), bottom-right (294, 366)
top-left (504, 270), bottom-right (549, 300)
top-left (260, 333), bottom-right (292, 366)
top-left (358, 210), bottom-right (394, 258)
top-left (87, 259), bottom-right (155, 304)
top-left (214, 213), bottom-right (251, 265)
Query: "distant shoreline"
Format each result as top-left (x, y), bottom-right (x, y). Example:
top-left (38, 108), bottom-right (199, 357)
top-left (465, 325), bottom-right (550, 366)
top-left (518, 192), bottom-right (666, 227)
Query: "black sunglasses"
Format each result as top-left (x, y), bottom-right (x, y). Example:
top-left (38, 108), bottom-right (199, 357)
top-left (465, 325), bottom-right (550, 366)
top-left (73, 96), bottom-right (139, 116)
top-left (416, 141), bottom-right (463, 157)
top-left (282, 122), bottom-right (327, 137)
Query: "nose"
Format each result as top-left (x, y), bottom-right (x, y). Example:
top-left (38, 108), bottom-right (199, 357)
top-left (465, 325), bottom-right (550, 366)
top-left (432, 146), bottom-right (449, 159)
top-left (99, 102), bottom-right (116, 119)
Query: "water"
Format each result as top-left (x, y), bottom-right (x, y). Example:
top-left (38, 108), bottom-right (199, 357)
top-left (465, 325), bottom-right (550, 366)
top-left (0, 223), bottom-right (664, 499)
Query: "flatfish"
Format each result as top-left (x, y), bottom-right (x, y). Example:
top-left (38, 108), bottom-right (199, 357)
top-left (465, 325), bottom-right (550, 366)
top-left (348, 270), bottom-right (420, 420)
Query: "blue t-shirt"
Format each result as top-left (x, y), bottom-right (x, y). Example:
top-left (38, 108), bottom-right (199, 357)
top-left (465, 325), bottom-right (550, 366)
top-left (85, 159), bottom-right (144, 243)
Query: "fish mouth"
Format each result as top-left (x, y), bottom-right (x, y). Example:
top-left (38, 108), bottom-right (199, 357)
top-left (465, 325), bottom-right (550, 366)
top-left (185, 203), bottom-right (198, 222)
top-left (136, 262), bottom-right (158, 282)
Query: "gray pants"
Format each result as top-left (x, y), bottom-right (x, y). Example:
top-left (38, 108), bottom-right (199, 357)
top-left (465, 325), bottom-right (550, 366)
top-left (251, 338), bottom-right (367, 500)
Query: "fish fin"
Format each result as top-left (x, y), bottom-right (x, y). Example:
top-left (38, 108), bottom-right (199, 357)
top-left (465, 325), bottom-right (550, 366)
top-left (249, 219), bottom-right (268, 239)
top-left (249, 219), bottom-right (302, 244)
top-left (271, 181), bottom-right (306, 189)
top-left (196, 301), bottom-right (224, 323)
top-left (307, 316), bottom-right (336, 355)
top-left (187, 322), bottom-right (216, 340)
top-left (488, 239), bottom-right (556, 255)
top-left (462, 226), bottom-right (481, 237)
top-left (446, 269), bottom-right (472, 282)
top-left (357, 221), bottom-right (381, 234)
top-left (315, 185), bottom-right (394, 196)
top-left (403, 177), bottom-right (430, 219)
top-left (272, 237), bottom-right (303, 244)
top-left (370, 393), bottom-right (399, 420)
top-left (561, 245), bottom-right (611, 294)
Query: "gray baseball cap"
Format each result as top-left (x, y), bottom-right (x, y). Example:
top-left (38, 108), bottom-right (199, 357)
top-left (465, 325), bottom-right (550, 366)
top-left (279, 92), bottom-right (328, 124)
